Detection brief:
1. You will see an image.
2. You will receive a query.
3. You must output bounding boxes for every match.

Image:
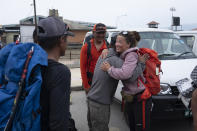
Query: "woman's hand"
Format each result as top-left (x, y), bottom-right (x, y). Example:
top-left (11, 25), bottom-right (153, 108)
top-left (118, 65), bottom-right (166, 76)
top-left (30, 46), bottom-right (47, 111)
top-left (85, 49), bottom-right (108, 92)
top-left (139, 53), bottom-right (149, 63)
top-left (100, 61), bottom-right (111, 71)
top-left (100, 49), bottom-right (109, 59)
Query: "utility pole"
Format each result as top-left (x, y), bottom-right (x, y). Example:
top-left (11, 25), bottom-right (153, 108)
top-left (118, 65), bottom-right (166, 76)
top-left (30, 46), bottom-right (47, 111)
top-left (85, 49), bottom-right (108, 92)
top-left (170, 7), bottom-right (176, 30)
top-left (33, 0), bottom-right (38, 36)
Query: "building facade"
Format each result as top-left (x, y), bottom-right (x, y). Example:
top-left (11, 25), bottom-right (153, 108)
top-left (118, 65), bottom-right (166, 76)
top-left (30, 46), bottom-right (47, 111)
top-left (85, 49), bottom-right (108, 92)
top-left (1, 24), bottom-right (20, 44)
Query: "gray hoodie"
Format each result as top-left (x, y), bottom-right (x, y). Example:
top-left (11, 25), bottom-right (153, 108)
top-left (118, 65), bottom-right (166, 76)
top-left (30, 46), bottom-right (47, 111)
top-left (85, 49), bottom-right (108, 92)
top-left (87, 48), bottom-right (145, 105)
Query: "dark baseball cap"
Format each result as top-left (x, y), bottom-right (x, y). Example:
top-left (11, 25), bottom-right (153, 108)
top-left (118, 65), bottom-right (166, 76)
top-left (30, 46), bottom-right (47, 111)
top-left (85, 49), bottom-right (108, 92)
top-left (93, 23), bottom-right (106, 33)
top-left (37, 16), bottom-right (74, 38)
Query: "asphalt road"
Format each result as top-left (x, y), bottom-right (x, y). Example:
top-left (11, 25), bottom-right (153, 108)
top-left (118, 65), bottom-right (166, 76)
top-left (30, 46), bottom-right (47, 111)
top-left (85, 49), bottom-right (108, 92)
top-left (70, 91), bottom-right (193, 131)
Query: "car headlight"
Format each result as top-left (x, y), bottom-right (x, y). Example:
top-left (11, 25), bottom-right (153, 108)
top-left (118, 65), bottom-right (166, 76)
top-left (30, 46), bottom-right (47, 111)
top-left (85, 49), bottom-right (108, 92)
top-left (159, 83), bottom-right (172, 95)
top-left (176, 78), bottom-right (194, 98)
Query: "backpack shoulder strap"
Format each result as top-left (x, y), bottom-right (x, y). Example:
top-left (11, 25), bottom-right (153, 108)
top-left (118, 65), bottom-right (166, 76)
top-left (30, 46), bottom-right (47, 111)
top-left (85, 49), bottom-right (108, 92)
top-left (105, 39), bottom-right (109, 48)
top-left (86, 40), bottom-right (92, 72)
top-left (87, 41), bottom-right (91, 62)
top-left (86, 39), bottom-right (108, 67)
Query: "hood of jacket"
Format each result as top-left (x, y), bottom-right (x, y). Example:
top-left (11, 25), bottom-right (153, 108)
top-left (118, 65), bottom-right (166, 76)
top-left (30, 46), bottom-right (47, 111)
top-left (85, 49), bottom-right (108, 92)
top-left (120, 47), bottom-right (138, 59)
top-left (106, 48), bottom-right (118, 58)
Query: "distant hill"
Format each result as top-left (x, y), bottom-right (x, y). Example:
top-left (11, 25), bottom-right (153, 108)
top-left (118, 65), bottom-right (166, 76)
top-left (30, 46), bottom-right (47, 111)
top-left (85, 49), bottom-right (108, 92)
top-left (182, 23), bottom-right (197, 30)
top-left (161, 23), bottom-right (197, 31)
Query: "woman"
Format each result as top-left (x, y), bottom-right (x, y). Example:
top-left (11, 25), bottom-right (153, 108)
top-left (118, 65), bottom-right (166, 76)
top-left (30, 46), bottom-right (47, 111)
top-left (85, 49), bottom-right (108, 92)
top-left (101, 31), bottom-right (151, 131)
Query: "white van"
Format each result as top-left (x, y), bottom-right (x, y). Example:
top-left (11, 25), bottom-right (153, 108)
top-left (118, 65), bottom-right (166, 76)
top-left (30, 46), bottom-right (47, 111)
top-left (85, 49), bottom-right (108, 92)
top-left (176, 31), bottom-right (197, 56)
top-left (106, 28), bottom-right (197, 115)
top-left (84, 28), bottom-right (197, 115)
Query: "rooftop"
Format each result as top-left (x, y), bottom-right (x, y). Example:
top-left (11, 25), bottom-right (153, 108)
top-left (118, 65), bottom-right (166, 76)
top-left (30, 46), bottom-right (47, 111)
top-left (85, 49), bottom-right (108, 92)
top-left (192, 28), bottom-right (197, 31)
top-left (1, 16), bottom-right (116, 31)
top-left (147, 21), bottom-right (159, 25)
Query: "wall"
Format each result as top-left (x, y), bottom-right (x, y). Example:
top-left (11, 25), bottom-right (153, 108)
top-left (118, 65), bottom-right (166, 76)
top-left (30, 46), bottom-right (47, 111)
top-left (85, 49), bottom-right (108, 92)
top-left (4, 32), bottom-right (19, 43)
top-left (20, 25), bottom-right (35, 43)
top-left (68, 30), bottom-right (89, 44)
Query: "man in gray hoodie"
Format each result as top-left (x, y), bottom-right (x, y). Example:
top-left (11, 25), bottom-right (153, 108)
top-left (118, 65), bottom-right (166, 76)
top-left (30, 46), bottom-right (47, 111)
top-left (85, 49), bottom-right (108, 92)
top-left (87, 46), bottom-right (146, 131)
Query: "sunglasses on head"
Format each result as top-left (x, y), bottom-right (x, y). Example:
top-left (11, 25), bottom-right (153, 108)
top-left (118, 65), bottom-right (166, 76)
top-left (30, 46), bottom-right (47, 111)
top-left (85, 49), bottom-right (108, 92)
top-left (119, 31), bottom-right (132, 43)
top-left (120, 31), bottom-right (129, 36)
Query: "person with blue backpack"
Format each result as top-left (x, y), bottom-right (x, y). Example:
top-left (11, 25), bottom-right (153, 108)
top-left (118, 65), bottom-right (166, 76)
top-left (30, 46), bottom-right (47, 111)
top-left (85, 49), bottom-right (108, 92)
top-left (0, 41), bottom-right (48, 131)
top-left (0, 16), bottom-right (74, 131)
top-left (36, 16), bottom-right (75, 131)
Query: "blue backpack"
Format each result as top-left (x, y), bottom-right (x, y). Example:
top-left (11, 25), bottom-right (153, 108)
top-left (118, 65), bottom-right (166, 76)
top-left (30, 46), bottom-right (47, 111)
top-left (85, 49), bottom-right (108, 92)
top-left (0, 43), bottom-right (48, 131)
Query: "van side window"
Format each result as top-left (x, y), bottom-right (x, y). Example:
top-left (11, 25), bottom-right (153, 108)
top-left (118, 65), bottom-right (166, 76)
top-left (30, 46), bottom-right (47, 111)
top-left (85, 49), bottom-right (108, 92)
top-left (180, 36), bottom-right (195, 49)
top-left (138, 39), bottom-right (153, 49)
top-left (171, 39), bottom-right (187, 53)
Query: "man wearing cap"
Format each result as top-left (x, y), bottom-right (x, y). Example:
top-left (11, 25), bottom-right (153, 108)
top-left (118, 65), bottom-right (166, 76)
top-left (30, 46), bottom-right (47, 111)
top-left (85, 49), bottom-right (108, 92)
top-left (36, 16), bottom-right (74, 131)
top-left (80, 23), bottom-right (108, 93)
top-left (80, 23), bottom-right (108, 131)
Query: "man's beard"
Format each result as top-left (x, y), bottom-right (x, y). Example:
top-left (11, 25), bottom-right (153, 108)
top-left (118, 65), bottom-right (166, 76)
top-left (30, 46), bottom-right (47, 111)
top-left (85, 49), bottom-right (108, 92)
top-left (95, 38), bottom-right (103, 44)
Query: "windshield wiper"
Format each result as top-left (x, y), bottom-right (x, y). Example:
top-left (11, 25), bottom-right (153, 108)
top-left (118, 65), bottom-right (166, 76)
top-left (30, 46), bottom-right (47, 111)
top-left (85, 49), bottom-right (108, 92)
top-left (158, 53), bottom-right (176, 58)
top-left (176, 51), bottom-right (193, 58)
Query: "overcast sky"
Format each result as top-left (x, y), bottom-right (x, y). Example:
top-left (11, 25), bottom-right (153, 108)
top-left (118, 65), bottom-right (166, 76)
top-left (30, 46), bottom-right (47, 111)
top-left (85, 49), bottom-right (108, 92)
top-left (1, 0), bottom-right (197, 29)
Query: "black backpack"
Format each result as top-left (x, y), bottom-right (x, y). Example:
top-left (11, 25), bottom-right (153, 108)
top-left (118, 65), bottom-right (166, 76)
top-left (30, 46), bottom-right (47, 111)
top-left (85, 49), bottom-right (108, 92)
top-left (85, 34), bottom-right (109, 85)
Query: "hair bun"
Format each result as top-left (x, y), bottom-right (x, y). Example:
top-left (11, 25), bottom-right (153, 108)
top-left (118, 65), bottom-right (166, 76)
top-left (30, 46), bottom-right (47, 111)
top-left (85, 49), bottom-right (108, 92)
top-left (133, 31), bottom-right (140, 42)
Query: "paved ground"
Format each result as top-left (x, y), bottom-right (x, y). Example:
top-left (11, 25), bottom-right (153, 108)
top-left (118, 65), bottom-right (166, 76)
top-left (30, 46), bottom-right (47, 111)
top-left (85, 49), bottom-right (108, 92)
top-left (70, 91), bottom-right (129, 131)
top-left (69, 68), bottom-right (82, 89)
top-left (59, 59), bottom-right (82, 90)
top-left (70, 91), bottom-right (194, 131)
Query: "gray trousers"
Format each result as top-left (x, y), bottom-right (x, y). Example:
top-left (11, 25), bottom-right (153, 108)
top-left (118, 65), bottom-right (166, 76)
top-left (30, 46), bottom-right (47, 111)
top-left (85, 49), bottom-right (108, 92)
top-left (87, 99), bottom-right (110, 131)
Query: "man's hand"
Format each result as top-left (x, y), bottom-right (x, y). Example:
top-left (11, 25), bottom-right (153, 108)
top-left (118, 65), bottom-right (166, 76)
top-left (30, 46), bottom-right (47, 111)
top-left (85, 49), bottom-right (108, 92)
top-left (85, 87), bottom-right (90, 95)
top-left (101, 49), bottom-right (109, 59)
top-left (138, 53), bottom-right (149, 63)
top-left (100, 61), bottom-right (111, 71)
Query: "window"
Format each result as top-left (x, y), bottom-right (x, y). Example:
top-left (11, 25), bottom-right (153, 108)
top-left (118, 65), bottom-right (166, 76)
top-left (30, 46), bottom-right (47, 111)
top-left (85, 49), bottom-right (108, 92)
top-left (138, 32), bottom-right (192, 56)
top-left (171, 39), bottom-right (186, 53)
top-left (138, 39), bottom-right (153, 49)
top-left (1, 36), bottom-right (6, 43)
top-left (13, 35), bottom-right (19, 42)
top-left (180, 36), bottom-right (195, 49)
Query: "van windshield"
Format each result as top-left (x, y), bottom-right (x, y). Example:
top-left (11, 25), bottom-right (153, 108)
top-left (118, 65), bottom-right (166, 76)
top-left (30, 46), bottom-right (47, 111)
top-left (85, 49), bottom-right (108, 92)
top-left (138, 32), bottom-right (196, 60)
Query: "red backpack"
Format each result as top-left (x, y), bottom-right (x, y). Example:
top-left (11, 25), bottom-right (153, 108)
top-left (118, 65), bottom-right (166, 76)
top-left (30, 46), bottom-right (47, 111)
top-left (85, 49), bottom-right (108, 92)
top-left (138, 48), bottom-right (161, 99)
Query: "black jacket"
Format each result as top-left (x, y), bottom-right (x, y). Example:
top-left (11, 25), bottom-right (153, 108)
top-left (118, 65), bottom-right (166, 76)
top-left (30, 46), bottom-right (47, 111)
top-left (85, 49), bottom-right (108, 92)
top-left (40, 59), bottom-right (71, 131)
